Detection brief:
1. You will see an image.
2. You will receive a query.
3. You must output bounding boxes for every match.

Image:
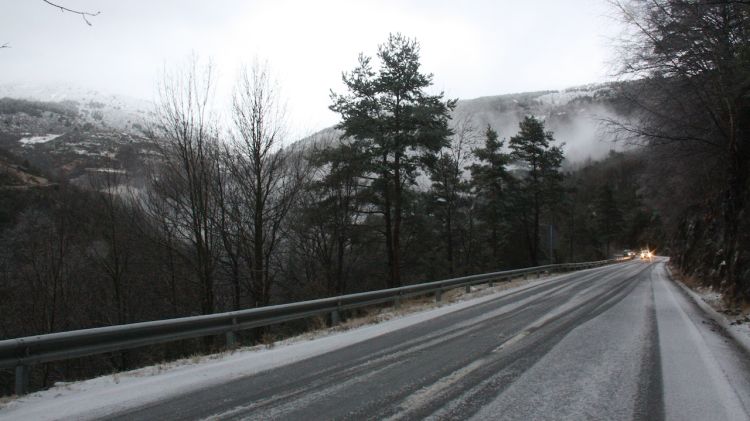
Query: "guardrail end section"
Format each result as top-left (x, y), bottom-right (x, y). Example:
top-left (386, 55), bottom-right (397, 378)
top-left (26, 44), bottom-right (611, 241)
top-left (15, 364), bottom-right (29, 396)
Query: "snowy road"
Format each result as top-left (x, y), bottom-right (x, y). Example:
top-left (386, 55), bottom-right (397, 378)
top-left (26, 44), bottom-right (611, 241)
top-left (3, 259), bottom-right (749, 420)
top-left (96, 259), bottom-right (750, 420)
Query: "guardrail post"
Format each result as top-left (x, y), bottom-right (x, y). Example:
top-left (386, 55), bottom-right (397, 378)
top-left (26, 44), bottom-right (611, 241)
top-left (225, 331), bottom-right (236, 349)
top-left (331, 301), bottom-right (342, 326)
top-left (394, 293), bottom-right (402, 309)
top-left (523, 272), bottom-right (528, 280)
top-left (225, 317), bottom-right (238, 349)
top-left (435, 289), bottom-right (442, 303)
top-left (537, 271), bottom-right (542, 278)
top-left (465, 284), bottom-right (471, 293)
top-left (488, 279), bottom-right (494, 287)
top-left (15, 364), bottom-right (29, 396)
top-left (331, 310), bottom-right (341, 326)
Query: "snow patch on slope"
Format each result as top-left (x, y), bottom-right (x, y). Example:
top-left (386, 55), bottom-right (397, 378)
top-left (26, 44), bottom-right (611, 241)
top-left (18, 134), bottom-right (61, 145)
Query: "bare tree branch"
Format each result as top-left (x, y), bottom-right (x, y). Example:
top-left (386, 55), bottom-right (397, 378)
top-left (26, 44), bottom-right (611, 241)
top-left (42, 0), bottom-right (100, 26)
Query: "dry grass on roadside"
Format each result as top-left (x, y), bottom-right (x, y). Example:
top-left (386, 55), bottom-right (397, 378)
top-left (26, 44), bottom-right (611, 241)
top-left (329, 273), bottom-right (542, 334)
top-left (0, 394), bottom-right (15, 408)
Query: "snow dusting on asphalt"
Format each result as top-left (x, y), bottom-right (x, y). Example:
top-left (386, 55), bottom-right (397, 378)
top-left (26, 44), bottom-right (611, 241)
top-left (0, 274), bottom-right (565, 421)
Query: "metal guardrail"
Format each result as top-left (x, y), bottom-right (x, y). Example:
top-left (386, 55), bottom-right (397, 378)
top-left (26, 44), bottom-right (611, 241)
top-left (1, 257), bottom-right (628, 395)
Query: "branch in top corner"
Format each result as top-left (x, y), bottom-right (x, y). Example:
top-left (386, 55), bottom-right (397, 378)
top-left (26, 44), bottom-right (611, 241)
top-left (42, 0), bottom-right (100, 26)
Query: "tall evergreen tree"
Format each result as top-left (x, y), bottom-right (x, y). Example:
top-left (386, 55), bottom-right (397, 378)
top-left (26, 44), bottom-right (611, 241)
top-left (469, 125), bottom-right (512, 265)
top-left (508, 116), bottom-right (564, 266)
top-left (330, 33), bottom-right (456, 287)
top-left (426, 153), bottom-right (469, 276)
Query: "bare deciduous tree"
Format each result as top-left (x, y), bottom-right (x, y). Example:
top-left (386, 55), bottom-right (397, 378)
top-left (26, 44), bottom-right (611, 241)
top-left (229, 61), bottom-right (304, 308)
top-left (87, 169), bottom-right (135, 327)
top-left (611, 0), bottom-right (750, 297)
top-left (148, 57), bottom-right (222, 316)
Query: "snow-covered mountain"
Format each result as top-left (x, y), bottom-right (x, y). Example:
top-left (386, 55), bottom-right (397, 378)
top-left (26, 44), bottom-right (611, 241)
top-left (452, 83), bottom-right (631, 162)
top-left (0, 83), bottom-right (157, 189)
top-left (0, 82), bottom-right (154, 133)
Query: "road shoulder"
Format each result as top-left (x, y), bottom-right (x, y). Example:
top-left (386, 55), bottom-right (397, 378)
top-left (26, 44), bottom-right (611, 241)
top-left (665, 265), bottom-right (750, 356)
top-left (654, 263), bottom-right (750, 420)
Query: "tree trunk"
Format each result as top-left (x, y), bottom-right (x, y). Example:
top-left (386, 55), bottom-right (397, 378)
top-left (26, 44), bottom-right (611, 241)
top-left (382, 154), bottom-right (395, 289)
top-left (532, 195), bottom-right (540, 267)
top-left (336, 232), bottom-right (346, 295)
top-left (392, 153), bottom-right (402, 287)
top-left (232, 263), bottom-right (241, 311)
top-left (446, 206), bottom-right (454, 276)
top-left (254, 162), bottom-right (265, 306)
top-left (724, 139), bottom-right (748, 297)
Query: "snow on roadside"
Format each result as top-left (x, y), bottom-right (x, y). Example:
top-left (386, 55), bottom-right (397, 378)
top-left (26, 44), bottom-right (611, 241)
top-left (18, 134), bottom-right (61, 145)
top-left (668, 271), bottom-right (750, 354)
top-left (0, 272), bottom-right (571, 421)
top-left (691, 286), bottom-right (750, 348)
top-left (694, 286), bottom-right (724, 310)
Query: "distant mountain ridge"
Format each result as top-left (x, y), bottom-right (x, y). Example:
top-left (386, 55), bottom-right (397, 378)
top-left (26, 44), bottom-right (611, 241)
top-left (456, 84), bottom-right (630, 162)
top-left (295, 82), bottom-right (634, 164)
top-left (0, 82), bottom-right (154, 133)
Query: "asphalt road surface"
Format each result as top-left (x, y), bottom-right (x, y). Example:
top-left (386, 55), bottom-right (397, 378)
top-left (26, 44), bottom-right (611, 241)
top-left (106, 259), bottom-right (750, 420)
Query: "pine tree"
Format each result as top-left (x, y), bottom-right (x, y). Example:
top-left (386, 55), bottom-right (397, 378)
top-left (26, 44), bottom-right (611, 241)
top-left (469, 125), bottom-right (512, 265)
top-left (426, 153), bottom-right (469, 276)
top-left (508, 116), bottom-right (564, 266)
top-left (330, 33), bottom-right (456, 287)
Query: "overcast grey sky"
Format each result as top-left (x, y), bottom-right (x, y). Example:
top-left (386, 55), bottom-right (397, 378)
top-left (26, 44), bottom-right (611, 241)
top-left (0, 0), bottom-right (623, 138)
